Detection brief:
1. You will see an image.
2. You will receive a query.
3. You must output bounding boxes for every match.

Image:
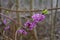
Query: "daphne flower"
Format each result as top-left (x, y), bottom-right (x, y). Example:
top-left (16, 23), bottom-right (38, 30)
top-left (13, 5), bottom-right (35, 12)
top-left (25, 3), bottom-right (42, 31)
top-left (3, 19), bottom-right (7, 24)
top-left (24, 20), bottom-right (36, 30)
top-left (17, 29), bottom-right (23, 34)
top-left (4, 26), bottom-right (10, 30)
top-left (24, 20), bottom-right (31, 27)
top-left (17, 29), bottom-right (27, 35)
top-left (32, 14), bottom-right (45, 23)
top-left (23, 30), bottom-right (27, 35)
top-left (29, 22), bottom-right (36, 30)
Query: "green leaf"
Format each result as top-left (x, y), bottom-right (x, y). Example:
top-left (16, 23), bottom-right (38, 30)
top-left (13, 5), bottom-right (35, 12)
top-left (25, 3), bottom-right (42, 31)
top-left (42, 9), bottom-right (48, 14)
top-left (39, 0), bottom-right (42, 3)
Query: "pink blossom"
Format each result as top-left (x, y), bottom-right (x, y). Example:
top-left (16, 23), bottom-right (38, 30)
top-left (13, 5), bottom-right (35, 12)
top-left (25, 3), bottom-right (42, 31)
top-left (4, 26), bottom-right (10, 30)
top-left (3, 19), bottom-right (7, 24)
top-left (17, 29), bottom-right (27, 35)
top-left (32, 13), bottom-right (45, 23)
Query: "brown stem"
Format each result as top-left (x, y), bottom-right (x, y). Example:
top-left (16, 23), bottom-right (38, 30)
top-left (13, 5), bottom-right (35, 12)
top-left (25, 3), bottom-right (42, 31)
top-left (15, 27), bottom-right (22, 40)
top-left (3, 31), bottom-right (13, 40)
top-left (0, 7), bottom-right (60, 12)
top-left (0, 13), bottom-right (18, 25)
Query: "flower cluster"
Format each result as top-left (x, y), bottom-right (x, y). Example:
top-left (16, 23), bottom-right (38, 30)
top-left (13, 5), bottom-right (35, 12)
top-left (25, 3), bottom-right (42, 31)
top-left (18, 13), bottom-right (46, 35)
top-left (24, 20), bottom-right (36, 30)
top-left (24, 14), bottom-right (45, 30)
top-left (17, 29), bottom-right (27, 35)
top-left (3, 13), bottom-right (46, 36)
top-left (32, 14), bottom-right (45, 23)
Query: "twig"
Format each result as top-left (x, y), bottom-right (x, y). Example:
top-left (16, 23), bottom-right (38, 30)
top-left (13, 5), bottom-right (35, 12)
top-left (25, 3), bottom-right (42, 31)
top-left (15, 27), bottom-right (22, 40)
top-left (33, 27), bottom-right (38, 40)
top-left (0, 7), bottom-right (60, 12)
top-left (0, 13), bottom-right (18, 25)
top-left (3, 31), bottom-right (13, 40)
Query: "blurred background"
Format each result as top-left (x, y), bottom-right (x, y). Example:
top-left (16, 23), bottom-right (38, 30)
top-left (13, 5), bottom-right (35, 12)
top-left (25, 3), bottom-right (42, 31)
top-left (0, 0), bottom-right (60, 40)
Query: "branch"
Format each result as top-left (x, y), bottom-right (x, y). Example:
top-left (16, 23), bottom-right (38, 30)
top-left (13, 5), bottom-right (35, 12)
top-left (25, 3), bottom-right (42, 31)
top-left (15, 27), bottom-right (22, 40)
top-left (0, 13), bottom-right (18, 25)
top-left (3, 31), bottom-right (13, 40)
top-left (0, 7), bottom-right (60, 12)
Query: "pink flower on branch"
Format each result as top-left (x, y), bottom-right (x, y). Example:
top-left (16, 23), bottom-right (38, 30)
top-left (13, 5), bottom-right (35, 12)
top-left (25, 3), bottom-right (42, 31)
top-left (17, 29), bottom-right (27, 35)
top-left (3, 19), bottom-right (7, 24)
top-left (24, 20), bottom-right (36, 30)
top-left (32, 13), bottom-right (45, 23)
top-left (4, 26), bottom-right (10, 30)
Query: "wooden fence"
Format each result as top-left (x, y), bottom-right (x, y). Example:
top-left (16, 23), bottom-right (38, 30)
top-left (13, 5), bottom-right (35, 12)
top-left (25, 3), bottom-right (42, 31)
top-left (0, 0), bottom-right (60, 40)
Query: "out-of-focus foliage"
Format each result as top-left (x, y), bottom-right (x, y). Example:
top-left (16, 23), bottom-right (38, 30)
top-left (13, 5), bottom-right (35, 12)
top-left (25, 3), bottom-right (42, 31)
top-left (39, 0), bottom-right (42, 3)
top-left (24, 0), bottom-right (30, 5)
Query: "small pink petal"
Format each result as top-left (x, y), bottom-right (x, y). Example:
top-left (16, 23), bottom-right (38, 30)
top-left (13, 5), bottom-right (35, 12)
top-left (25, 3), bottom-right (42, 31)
top-left (4, 26), bottom-right (10, 30)
top-left (3, 19), bottom-right (7, 24)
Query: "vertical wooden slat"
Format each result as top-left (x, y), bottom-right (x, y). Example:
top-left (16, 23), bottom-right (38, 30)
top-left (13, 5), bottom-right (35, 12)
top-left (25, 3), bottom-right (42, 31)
top-left (15, 0), bottom-right (20, 40)
top-left (50, 0), bottom-right (53, 40)
top-left (45, 0), bottom-right (47, 9)
top-left (15, 0), bottom-right (23, 40)
top-left (0, 0), bottom-right (2, 19)
top-left (43, 0), bottom-right (47, 40)
top-left (30, 0), bottom-right (32, 16)
top-left (0, 0), bottom-right (1, 36)
top-left (30, 0), bottom-right (38, 40)
top-left (53, 0), bottom-right (58, 40)
top-left (51, 0), bottom-right (58, 40)
top-left (7, 0), bottom-right (11, 40)
top-left (16, 0), bottom-right (20, 27)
